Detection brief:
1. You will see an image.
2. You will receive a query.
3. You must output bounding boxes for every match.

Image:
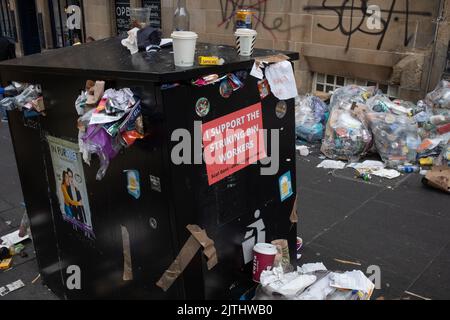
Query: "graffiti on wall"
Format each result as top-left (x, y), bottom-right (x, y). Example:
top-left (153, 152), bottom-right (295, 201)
top-left (303, 0), bottom-right (433, 51)
top-left (217, 0), bottom-right (434, 51)
top-left (218, 0), bottom-right (300, 39)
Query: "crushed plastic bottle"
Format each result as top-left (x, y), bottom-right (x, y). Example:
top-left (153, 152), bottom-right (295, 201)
top-left (398, 165), bottom-right (420, 174)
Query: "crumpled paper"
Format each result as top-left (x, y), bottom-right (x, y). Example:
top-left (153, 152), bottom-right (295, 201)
top-left (121, 28), bottom-right (139, 55)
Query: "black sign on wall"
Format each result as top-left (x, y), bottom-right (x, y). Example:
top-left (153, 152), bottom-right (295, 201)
top-left (115, 0), bottom-right (130, 36)
top-left (142, 0), bottom-right (161, 28)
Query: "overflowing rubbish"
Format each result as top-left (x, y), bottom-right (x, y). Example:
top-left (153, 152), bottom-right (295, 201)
top-left (371, 169), bottom-right (401, 180)
top-left (255, 263), bottom-right (374, 300)
top-left (0, 82), bottom-right (45, 120)
top-left (321, 103), bottom-right (373, 162)
top-left (296, 145), bottom-right (310, 157)
top-left (121, 26), bottom-right (162, 55)
top-left (367, 112), bottom-right (420, 168)
top-left (294, 80), bottom-right (449, 186)
top-left (1, 230), bottom-right (30, 249)
top-left (296, 237), bottom-right (303, 260)
top-left (424, 80), bottom-right (450, 110)
top-left (0, 280), bottom-right (25, 297)
top-left (422, 166), bottom-right (450, 194)
top-left (295, 95), bottom-right (329, 142)
top-left (317, 160), bottom-right (347, 170)
top-left (329, 85), bottom-right (378, 110)
top-left (298, 262), bottom-right (327, 274)
top-left (75, 81), bottom-right (144, 180)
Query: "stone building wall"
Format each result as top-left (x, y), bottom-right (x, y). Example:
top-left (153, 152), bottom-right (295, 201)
top-left (8, 0), bottom-right (450, 100)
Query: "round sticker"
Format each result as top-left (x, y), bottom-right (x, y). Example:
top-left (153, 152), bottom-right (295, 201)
top-left (195, 98), bottom-right (210, 118)
top-left (276, 101), bottom-right (287, 119)
top-left (219, 80), bottom-right (233, 98)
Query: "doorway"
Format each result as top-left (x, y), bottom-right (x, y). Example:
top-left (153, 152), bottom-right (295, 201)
top-left (16, 0), bottom-right (41, 55)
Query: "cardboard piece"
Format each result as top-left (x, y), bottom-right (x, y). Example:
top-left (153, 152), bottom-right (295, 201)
top-left (255, 54), bottom-right (290, 64)
top-left (423, 166), bottom-right (450, 194)
top-left (156, 225), bottom-right (218, 292)
top-left (290, 195), bottom-right (299, 224)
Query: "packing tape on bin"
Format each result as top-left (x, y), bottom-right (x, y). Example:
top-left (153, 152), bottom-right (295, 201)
top-left (156, 225), bottom-right (218, 292)
top-left (290, 195), bottom-right (299, 224)
top-left (121, 225), bottom-right (133, 281)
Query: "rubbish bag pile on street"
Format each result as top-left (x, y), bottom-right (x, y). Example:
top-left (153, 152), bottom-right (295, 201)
top-left (329, 85), bottom-right (378, 110)
top-left (295, 82), bottom-right (450, 189)
top-left (75, 80), bottom-right (145, 180)
top-left (366, 112), bottom-right (421, 168)
top-left (321, 102), bottom-right (372, 162)
top-left (0, 82), bottom-right (45, 120)
top-left (295, 95), bottom-right (329, 142)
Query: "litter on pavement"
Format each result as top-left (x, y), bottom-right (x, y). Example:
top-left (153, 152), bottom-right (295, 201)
top-left (295, 81), bottom-right (449, 189)
top-left (317, 160), bottom-right (347, 170)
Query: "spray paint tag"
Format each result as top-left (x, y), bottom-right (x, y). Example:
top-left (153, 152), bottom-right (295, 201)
top-left (125, 170), bottom-right (141, 199)
top-left (279, 171), bottom-right (293, 202)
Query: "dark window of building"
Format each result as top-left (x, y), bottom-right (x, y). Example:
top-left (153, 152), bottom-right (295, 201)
top-left (142, 0), bottom-right (161, 28)
top-left (0, 0), bottom-right (15, 40)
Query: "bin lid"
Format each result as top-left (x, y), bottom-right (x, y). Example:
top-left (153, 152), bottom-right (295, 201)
top-left (0, 37), bottom-right (299, 83)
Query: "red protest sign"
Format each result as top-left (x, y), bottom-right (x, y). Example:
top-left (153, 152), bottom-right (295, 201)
top-left (203, 103), bottom-right (267, 186)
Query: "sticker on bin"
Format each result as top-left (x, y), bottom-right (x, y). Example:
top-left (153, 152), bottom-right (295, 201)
top-left (202, 103), bottom-right (267, 186)
top-left (279, 171), bottom-right (293, 202)
top-left (124, 170), bottom-right (141, 200)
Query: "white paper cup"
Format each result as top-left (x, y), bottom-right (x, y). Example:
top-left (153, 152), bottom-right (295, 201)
top-left (235, 29), bottom-right (257, 57)
top-left (171, 31), bottom-right (198, 67)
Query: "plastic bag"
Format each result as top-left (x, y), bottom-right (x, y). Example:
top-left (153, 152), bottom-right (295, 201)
top-left (329, 85), bottom-right (378, 110)
top-left (321, 103), bottom-right (373, 162)
top-left (0, 97), bottom-right (15, 120)
top-left (367, 112), bottom-right (421, 168)
top-left (295, 95), bottom-right (329, 142)
top-left (82, 125), bottom-right (122, 181)
top-left (365, 95), bottom-right (413, 116)
top-left (425, 80), bottom-right (450, 109)
top-left (14, 85), bottom-right (41, 110)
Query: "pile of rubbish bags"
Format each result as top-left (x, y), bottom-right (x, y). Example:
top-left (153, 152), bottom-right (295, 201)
top-left (295, 81), bottom-right (450, 189)
top-left (0, 82), bottom-right (45, 120)
top-left (75, 80), bottom-right (145, 180)
top-left (295, 95), bottom-right (329, 142)
top-left (255, 264), bottom-right (374, 301)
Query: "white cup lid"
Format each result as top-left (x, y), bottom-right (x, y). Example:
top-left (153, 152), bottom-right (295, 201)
top-left (171, 31), bottom-right (198, 40)
top-left (235, 28), bottom-right (257, 36)
top-left (253, 243), bottom-right (277, 255)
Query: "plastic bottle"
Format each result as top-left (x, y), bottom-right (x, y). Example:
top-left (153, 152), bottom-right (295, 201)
top-left (398, 165), bottom-right (420, 174)
top-left (173, 0), bottom-right (190, 31)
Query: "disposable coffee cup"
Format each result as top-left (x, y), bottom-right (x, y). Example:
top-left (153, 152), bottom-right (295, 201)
top-left (234, 28), bottom-right (257, 57)
top-left (171, 31), bottom-right (198, 67)
top-left (253, 243), bottom-right (277, 283)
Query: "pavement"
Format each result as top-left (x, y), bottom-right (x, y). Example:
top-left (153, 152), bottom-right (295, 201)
top-left (1, 120), bottom-right (449, 300)
top-left (0, 121), bottom-right (58, 300)
top-left (297, 145), bottom-right (450, 300)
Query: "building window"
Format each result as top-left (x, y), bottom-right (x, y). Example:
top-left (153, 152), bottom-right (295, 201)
top-left (313, 73), bottom-right (399, 99)
top-left (0, 0), bottom-right (15, 40)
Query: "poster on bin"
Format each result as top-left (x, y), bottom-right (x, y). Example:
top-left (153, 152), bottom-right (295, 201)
top-left (47, 136), bottom-right (95, 239)
top-left (203, 102), bottom-right (267, 186)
